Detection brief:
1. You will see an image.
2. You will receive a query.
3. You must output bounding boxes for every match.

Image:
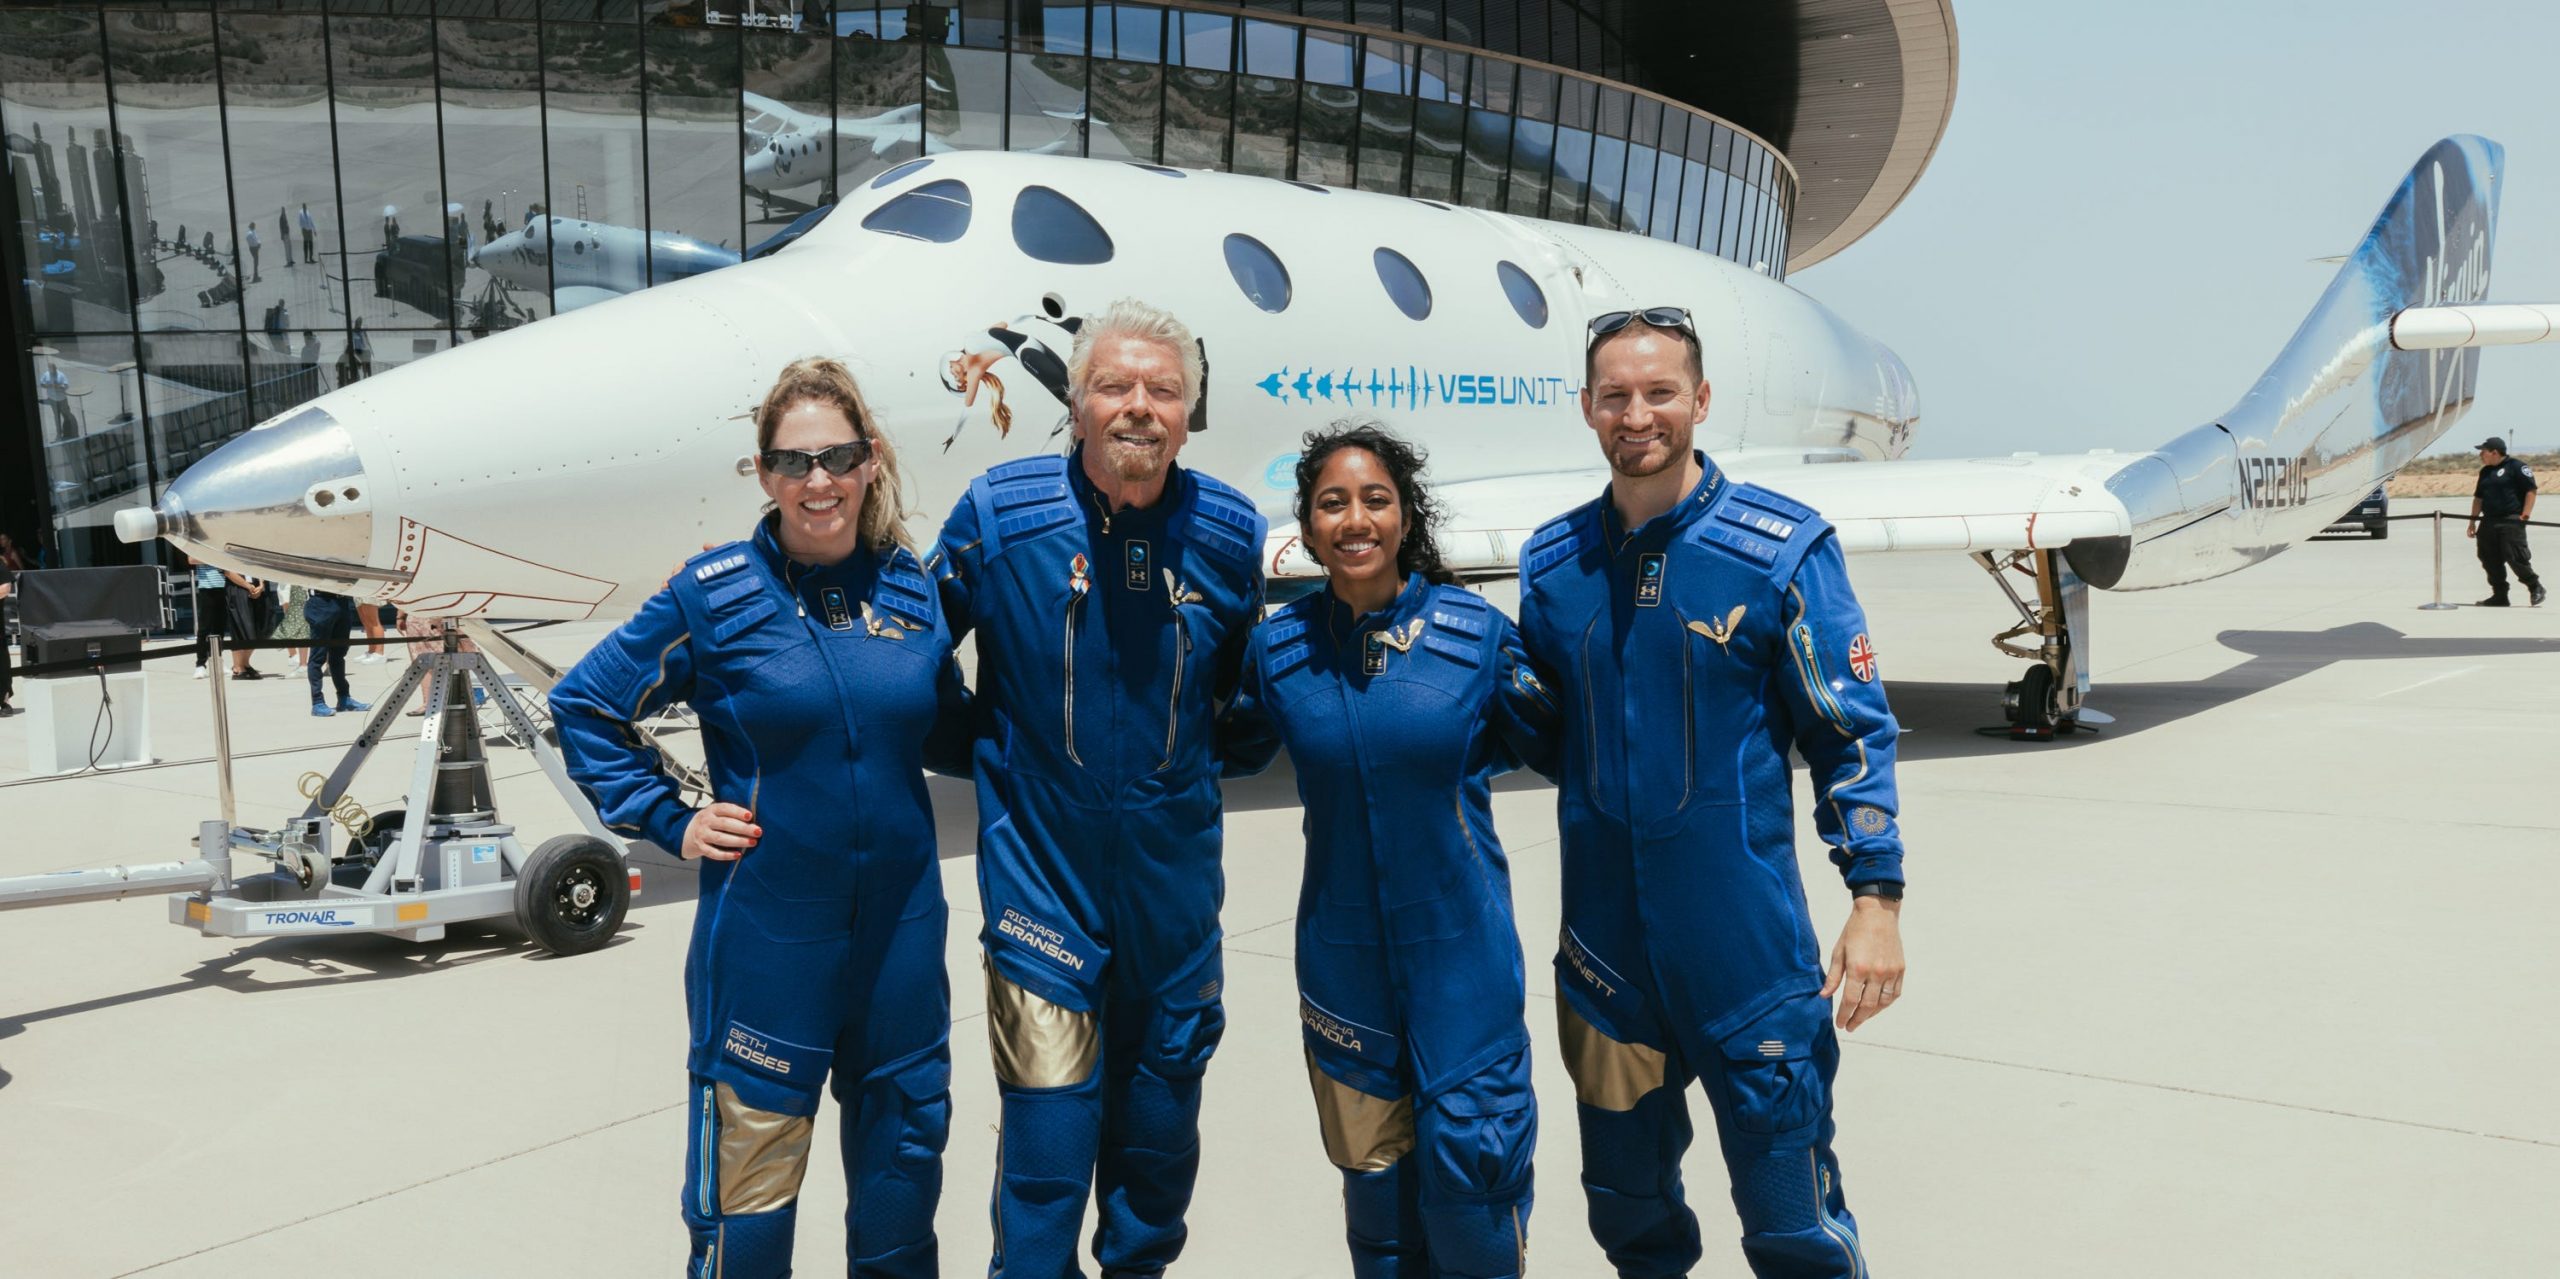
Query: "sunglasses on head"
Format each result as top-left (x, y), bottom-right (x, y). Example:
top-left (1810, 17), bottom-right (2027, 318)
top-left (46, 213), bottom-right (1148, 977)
top-left (1586, 306), bottom-right (1698, 344)
top-left (759, 438), bottom-right (873, 479)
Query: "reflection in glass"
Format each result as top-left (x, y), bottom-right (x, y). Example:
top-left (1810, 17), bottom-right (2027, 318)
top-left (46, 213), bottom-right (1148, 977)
top-left (1090, 5), bottom-right (1163, 63)
top-left (646, 26), bottom-right (742, 284)
top-left (1029, 3), bottom-right (1092, 56)
top-left (836, 37), bottom-right (924, 193)
top-left (1410, 100), bottom-right (1463, 203)
top-left (1232, 74), bottom-right (1293, 180)
top-left (1676, 155), bottom-right (1706, 248)
top-left (1223, 233), bottom-right (1290, 313)
top-left (1354, 90), bottom-right (1412, 195)
top-left (928, 46), bottom-right (1006, 153)
top-left (1651, 115), bottom-right (1687, 242)
top-left (741, 29), bottom-right (833, 231)
top-left (1012, 185), bottom-right (1112, 264)
top-left (1459, 108), bottom-right (1507, 210)
top-left (1621, 143), bottom-right (1655, 236)
top-left (1302, 28), bottom-right (1353, 88)
top-left (336, 17), bottom-right (452, 330)
top-left (1719, 158), bottom-right (1746, 260)
top-left (1161, 69), bottom-right (1232, 169)
top-left (1506, 117), bottom-right (1552, 219)
top-left (1009, 53), bottom-right (1086, 156)
top-left (1087, 59), bottom-right (1161, 163)
top-left (39, 333), bottom-right (146, 563)
top-left (104, 10), bottom-right (239, 335)
top-left (1175, 11), bottom-right (1233, 71)
top-left (137, 331), bottom-right (242, 501)
top-left (1551, 126), bottom-right (1591, 226)
top-left (442, 18), bottom-right (552, 326)
top-left (218, 14), bottom-right (345, 348)
top-left (543, 21), bottom-right (646, 273)
top-left (1703, 162), bottom-right (1729, 259)
top-left (1241, 20), bottom-right (1297, 79)
top-left (1296, 83), bottom-right (1356, 187)
top-left (862, 179), bottom-right (973, 243)
top-left (3, 9), bottom-right (133, 336)
top-left (1588, 134), bottom-right (1625, 231)
top-left (1373, 247), bottom-right (1430, 321)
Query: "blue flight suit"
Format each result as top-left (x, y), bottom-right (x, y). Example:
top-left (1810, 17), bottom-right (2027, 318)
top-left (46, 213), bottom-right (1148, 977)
top-left (1224, 576), bottom-right (1561, 1279)
top-left (929, 450), bottom-right (1265, 1279)
top-left (1518, 455), bottom-right (1903, 1279)
top-left (551, 517), bottom-right (971, 1279)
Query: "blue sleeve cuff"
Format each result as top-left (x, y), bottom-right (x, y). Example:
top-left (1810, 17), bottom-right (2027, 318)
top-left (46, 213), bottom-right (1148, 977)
top-left (1836, 849), bottom-right (1905, 889)
top-left (641, 799), bottom-right (695, 859)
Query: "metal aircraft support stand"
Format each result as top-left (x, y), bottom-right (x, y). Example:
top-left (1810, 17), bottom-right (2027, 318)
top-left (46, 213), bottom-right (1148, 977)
top-left (0, 620), bottom-right (643, 956)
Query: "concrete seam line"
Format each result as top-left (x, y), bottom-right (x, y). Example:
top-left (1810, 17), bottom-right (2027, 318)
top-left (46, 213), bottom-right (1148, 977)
top-left (111, 1102), bottom-right (685, 1276)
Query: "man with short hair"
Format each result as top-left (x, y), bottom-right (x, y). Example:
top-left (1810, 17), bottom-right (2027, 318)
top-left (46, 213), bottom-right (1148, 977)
top-left (1519, 309), bottom-right (1906, 1279)
top-left (298, 202), bottom-right (317, 264)
top-left (2467, 435), bottom-right (2543, 607)
top-left (929, 298), bottom-right (1264, 1279)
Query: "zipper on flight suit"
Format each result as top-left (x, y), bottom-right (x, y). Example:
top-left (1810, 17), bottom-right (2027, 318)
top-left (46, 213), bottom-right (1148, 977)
top-left (1812, 1151), bottom-right (1868, 1277)
top-left (1791, 622), bottom-right (1855, 735)
top-left (1157, 623), bottom-right (1188, 769)
top-left (1062, 594), bottom-right (1085, 765)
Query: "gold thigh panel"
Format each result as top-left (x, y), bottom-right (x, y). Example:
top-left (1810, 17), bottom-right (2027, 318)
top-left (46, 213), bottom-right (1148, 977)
top-left (1305, 1049), bottom-right (1416, 1172)
top-left (1556, 1000), bottom-right (1668, 1112)
top-left (714, 1082), bottom-right (815, 1215)
top-left (985, 955), bottom-right (1100, 1088)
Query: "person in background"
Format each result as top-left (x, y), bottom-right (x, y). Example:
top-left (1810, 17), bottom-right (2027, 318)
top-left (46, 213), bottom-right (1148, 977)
top-left (273, 581), bottom-right (311, 667)
top-left (355, 601), bottom-right (388, 663)
top-left (0, 567), bottom-right (16, 718)
top-left (244, 222), bottom-right (262, 283)
top-left (0, 533), bottom-right (26, 571)
top-left (222, 569), bottom-right (266, 680)
top-left (302, 589), bottom-right (369, 719)
top-left (298, 202), bottom-right (317, 264)
top-left (2467, 435), bottom-right (2544, 607)
top-left (188, 555), bottom-right (228, 679)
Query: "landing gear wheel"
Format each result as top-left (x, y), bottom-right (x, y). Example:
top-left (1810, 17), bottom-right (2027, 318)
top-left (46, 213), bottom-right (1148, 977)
top-left (2003, 663), bottom-right (2059, 737)
top-left (513, 835), bottom-right (628, 956)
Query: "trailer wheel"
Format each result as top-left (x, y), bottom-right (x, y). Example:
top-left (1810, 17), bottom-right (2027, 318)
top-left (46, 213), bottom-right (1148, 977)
top-left (513, 835), bottom-right (628, 956)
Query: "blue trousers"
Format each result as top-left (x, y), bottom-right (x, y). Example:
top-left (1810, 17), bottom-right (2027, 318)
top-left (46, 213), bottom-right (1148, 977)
top-left (681, 859), bottom-right (952, 1279)
top-left (976, 769), bottom-right (1227, 1279)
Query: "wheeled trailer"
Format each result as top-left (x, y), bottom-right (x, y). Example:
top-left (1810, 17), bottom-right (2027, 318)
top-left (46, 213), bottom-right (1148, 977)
top-left (0, 620), bottom-right (654, 956)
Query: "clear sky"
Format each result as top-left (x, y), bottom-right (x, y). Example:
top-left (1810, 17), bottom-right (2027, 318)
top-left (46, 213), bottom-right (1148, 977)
top-left (1795, 0), bottom-right (2560, 460)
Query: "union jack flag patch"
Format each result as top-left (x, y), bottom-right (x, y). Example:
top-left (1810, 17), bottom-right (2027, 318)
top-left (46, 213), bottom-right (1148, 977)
top-left (1846, 633), bottom-right (1877, 682)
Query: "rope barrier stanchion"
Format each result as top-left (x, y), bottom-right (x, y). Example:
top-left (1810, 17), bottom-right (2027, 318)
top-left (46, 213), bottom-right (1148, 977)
top-left (2421, 508), bottom-right (2459, 610)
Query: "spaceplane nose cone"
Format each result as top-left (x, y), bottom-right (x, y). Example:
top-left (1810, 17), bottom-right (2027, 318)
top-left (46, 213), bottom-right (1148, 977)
top-left (113, 506), bottom-right (159, 545)
top-left (158, 404), bottom-right (377, 575)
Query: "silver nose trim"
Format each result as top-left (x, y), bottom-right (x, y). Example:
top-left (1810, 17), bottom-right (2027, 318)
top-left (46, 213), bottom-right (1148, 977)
top-left (158, 405), bottom-right (375, 567)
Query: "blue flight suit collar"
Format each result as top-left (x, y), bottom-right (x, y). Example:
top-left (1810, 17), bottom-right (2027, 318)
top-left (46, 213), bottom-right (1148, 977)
top-left (749, 511), bottom-right (880, 624)
top-left (1065, 442), bottom-right (1189, 534)
top-left (1318, 570), bottom-right (1431, 641)
top-left (1597, 450), bottom-right (1726, 553)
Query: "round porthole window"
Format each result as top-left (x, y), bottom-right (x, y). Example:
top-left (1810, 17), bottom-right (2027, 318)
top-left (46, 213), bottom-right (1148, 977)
top-left (1374, 248), bottom-right (1432, 321)
top-left (1224, 233), bottom-right (1291, 314)
top-left (1496, 260), bottom-right (1547, 329)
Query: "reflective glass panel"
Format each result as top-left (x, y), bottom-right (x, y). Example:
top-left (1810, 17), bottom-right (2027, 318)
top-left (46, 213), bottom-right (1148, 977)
top-left (1414, 46), bottom-right (1462, 103)
top-left (1551, 126), bottom-right (1592, 225)
top-left (1458, 108), bottom-right (1507, 211)
top-left (1516, 66), bottom-right (1556, 123)
top-left (1470, 56), bottom-right (1513, 113)
top-left (1161, 68), bottom-right (1231, 169)
top-left (1029, 3), bottom-right (1091, 56)
top-left (104, 11), bottom-right (238, 336)
top-left (837, 36), bottom-right (924, 191)
top-left (333, 17), bottom-right (451, 331)
top-left (742, 28), bottom-right (833, 240)
top-left (1409, 100), bottom-right (1462, 203)
top-left (1621, 143), bottom-right (1656, 235)
top-left (1702, 161), bottom-right (1728, 258)
top-left (1506, 117), bottom-right (1553, 219)
top-left (957, 0), bottom-right (1006, 49)
top-left (861, 178), bottom-right (972, 242)
top-left (1302, 28), bottom-right (1353, 88)
top-left (1009, 52), bottom-right (1087, 155)
top-left (1361, 38), bottom-right (1408, 94)
top-left (1296, 82), bottom-right (1356, 187)
top-left (39, 333), bottom-right (147, 560)
top-left (1354, 90), bottom-right (1412, 194)
top-left (136, 332), bottom-right (244, 507)
top-left (1241, 20), bottom-right (1296, 78)
top-left (1175, 12), bottom-right (1233, 71)
top-left (1373, 246), bottom-right (1429, 321)
top-left (1587, 134), bottom-right (1625, 231)
top-left (1630, 96), bottom-right (1660, 148)
top-left (542, 19), bottom-right (646, 308)
top-left (1719, 157), bottom-right (1746, 259)
top-left (1088, 58), bottom-right (1162, 162)
top-left (1232, 73), bottom-right (1294, 180)
top-left (3, 9), bottom-right (131, 336)
top-left (1091, 5), bottom-right (1163, 62)
top-left (645, 26), bottom-right (742, 287)
top-left (1012, 185), bottom-right (1112, 264)
top-left (927, 46), bottom-right (1005, 152)
top-left (441, 18), bottom-right (552, 326)
top-left (1223, 233), bottom-right (1290, 313)
top-left (220, 14), bottom-right (344, 342)
top-left (1495, 259), bottom-right (1545, 329)
top-left (1676, 156), bottom-right (1706, 247)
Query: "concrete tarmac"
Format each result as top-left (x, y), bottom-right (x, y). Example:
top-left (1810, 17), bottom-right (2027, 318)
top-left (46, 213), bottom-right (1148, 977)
top-left (2, 497), bottom-right (2555, 1277)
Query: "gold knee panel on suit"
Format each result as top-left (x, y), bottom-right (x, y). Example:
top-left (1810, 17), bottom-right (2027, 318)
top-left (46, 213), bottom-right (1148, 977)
top-left (1556, 1000), bottom-right (1668, 1112)
top-left (715, 1081), bottom-right (815, 1215)
top-left (984, 955), bottom-right (1100, 1088)
top-left (1305, 1048), bottom-right (1416, 1172)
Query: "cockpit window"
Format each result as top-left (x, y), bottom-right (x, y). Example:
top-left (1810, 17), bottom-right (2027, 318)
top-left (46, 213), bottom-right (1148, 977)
top-left (1495, 260), bottom-right (1547, 329)
top-left (1011, 185), bottom-right (1114, 265)
top-left (1127, 163), bottom-right (1186, 178)
top-left (1224, 233), bottom-right (1291, 313)
top-left (1373, 248), bottom-right (1431, 321)
top-left (871, 157), bottom-right (934, 189)
top-left (861, 180), bottom-right (972, 243)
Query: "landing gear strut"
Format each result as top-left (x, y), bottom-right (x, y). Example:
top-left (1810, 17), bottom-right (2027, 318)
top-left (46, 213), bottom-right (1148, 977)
top-left (1973, 548), bottom-right (2095, 740)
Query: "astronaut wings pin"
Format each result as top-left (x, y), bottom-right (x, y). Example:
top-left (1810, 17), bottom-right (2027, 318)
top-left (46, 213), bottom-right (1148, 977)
top-left (1685, 604), bottom-right (1748, 648)
top-left (1362, 617), bottom-right (1428, 674)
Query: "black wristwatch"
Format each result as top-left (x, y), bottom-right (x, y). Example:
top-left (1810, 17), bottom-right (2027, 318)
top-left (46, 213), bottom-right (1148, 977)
top-left (1850, 881), bottom-right (1904, 902)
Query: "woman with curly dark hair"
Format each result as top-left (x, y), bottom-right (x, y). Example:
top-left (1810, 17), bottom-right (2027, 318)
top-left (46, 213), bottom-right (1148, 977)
top-left (1225, 420), bottom-right (1561, 1278)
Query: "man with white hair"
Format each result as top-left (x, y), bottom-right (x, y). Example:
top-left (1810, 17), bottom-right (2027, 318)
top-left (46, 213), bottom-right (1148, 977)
top-left (930, 298), bottom-right (1265, 1278)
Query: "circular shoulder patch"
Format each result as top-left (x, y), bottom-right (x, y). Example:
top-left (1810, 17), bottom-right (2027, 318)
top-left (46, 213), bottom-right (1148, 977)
top-left (1846, 633), bottom-right (1877, 682)
top-left (1852, 806), bottom-right (1890, 835)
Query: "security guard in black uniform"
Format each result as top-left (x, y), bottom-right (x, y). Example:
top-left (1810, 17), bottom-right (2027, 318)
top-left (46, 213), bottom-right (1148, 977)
top-left (2467, 436), bottom-right (2544, 607)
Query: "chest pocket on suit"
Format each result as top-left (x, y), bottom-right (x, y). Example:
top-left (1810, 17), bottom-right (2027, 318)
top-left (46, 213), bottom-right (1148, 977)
top-left (1674, 601), bottom-right (1764, 808)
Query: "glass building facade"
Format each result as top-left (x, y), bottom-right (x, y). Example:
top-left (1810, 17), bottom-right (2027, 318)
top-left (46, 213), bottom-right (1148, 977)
top-left (3, 1), bottom-right (1795, 568)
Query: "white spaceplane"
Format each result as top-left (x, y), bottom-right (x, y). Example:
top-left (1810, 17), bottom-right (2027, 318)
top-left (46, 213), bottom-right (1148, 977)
top-left (468, 215), bottom-right (740, 312)
top-left (121, 137), bottom-right (2560, 729)
top-left (742, 93), bottom-right (1080, 205)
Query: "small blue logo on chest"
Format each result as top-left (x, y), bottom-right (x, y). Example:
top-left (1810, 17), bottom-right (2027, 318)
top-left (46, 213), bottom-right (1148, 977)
top-left (1636, 553), bottom-right (1667, 607)
top-left (1125, 539), bottom-right (1152, 591)
top-left (820, 586), bottom-right (854, 631)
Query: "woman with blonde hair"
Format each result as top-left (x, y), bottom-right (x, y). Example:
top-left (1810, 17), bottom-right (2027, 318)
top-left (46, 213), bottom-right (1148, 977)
top-left (551, 356), bottom-right (967, 1279)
